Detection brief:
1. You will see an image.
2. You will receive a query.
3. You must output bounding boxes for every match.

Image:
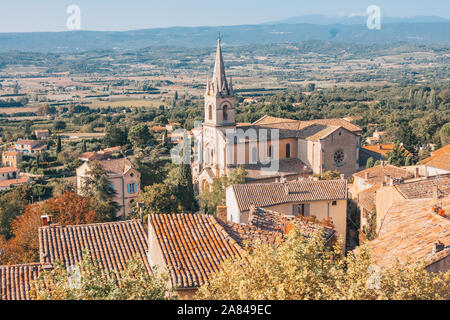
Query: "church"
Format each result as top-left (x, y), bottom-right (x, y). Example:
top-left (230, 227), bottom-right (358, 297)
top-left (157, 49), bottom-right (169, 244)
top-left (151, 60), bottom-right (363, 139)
top-left (192, 37), bottom-right (362, 193)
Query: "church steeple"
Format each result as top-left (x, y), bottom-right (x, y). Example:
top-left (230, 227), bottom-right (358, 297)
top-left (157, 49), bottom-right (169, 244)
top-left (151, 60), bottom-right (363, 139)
top-left (204, 34), bottom-right (236, 127)
top-left (206, 35), bottom-right (232, 97)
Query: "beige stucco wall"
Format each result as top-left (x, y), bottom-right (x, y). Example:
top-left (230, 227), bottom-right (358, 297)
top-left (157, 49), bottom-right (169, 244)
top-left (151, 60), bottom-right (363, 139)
top-left (321, 128), bottom-right (358, 178)
top-left (374, 185), bottom-right (405, 232)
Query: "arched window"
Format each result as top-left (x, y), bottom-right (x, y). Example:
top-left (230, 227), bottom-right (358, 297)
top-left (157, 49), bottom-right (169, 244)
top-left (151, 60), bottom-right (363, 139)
top-left (268, 145), bottom-right (274, 159)
top-left (251, 147), bottom-right (257, 163)
top-left (208, 105), bottom-right (213, 120)
top-left (286, 143), bottom-right (291, 158)
top-left (223, 105), bottom-right (228, 121)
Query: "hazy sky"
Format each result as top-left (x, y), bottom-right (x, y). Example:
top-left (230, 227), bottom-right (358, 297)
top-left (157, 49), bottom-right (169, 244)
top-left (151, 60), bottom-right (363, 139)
top-left (0, 0), bottom-right (449, 32)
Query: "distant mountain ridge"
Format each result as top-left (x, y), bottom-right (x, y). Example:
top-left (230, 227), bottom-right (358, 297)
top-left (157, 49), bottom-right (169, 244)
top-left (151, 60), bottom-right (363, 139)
top-left (0, 20), bottom-right (449, 53)
top-left (262, 14), bottom-right (450, 25)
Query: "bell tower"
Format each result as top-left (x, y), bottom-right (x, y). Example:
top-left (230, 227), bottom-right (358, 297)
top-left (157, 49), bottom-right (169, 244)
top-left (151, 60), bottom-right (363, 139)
top-left (204, 34), bottom-right (236, 127)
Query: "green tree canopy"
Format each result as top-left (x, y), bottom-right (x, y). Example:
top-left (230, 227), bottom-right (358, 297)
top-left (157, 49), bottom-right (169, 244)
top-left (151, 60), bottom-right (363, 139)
top-left (197, 227), bottom-right (450, 300)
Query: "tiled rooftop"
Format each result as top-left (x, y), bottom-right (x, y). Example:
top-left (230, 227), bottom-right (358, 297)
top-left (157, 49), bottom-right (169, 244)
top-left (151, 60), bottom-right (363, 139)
top-left (394, 174), bottom-right (450, 199)
top-left (231, 179), bottom-right (347, 212)
top-left (0, 166), bottom-right (19, 173)
top-left (353, 164), bottom-right (413, 185)
top-left (0, 177), bottom-right (30, 188)
top-left (229, 158), bottom-right (312, 181)
top-left (219, 207), bottom-right (335, 248)
top-left (95, 158), bottom-right (133, 175)
top-left (362, 144), bottom-right (412, 156)
top-left (358, 183), bottom-right (382, 212)
top-left (39, 220), bottom-right (150, 274)
top-left (420, 145), bottom-right (450, 171)
top-left (149, 213), bottom-right (242, 289)
top-left (368, 196), bottom-right (450, 269)
top-left (0, 263), bottom-right (41, 300)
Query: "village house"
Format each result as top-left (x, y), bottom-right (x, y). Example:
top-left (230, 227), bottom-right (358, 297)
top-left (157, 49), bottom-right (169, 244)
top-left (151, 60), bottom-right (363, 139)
top-left (76, 158), bottom-right (140, 218)
top-left (364, 130), bottom-right (386, 145)
top-left (9, 139), bottom-right (47, 155)
top-left (34, 129), bottom-right (50, 140)
top-left (225, 179), bottom-right (347, 242)
top-left (193, 36), bottom-right (362, 193)
top-left (351, 163), bottom-right (413, 198)
top-left (2, 150), bottom-right (22, 168)
top-left (374, 173), bottom-right (450, 232)
top-left (418, 144), bottom-right (450, 176)
top-left (368, 196), bottom-right (450, 273)
top-left (0, 166), bottom-right (19, 180)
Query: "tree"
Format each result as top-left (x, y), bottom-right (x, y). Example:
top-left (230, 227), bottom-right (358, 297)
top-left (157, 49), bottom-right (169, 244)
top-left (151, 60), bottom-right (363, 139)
top-left (315, 170), bottom-right (341, 180)
top-left (128, 124), bottom-right (153, 149)
top-left (80, 161), bottom-right (119, 220)
top-left (366, 157), bottom-right (374, 169)
top-left (104, 124), bottom-right (128, 148)
top-left (176, 139), bottom-right (197, 212)
top-left (0, 203), bottom-right (41, 265)
top-left (386, 143), bottom-right (410, 166)
top-left (0, 191), bottom-right (100, 265)
top-left (440, 122), bottom-right (450, 146)
top-left (196, 227), bottom-right (450, 300)
top-left (0, 185), bottom-right (31, 239)
top-left (56, 135), bottom-right (62, 154)
top-left (198, 166), bottom-right (247, 215)
top-left (138, 183), bottom-right (179, 215)
top-left (30, 250), bottom-right (173, 300)
top-left (40, 191), bottom-right (97, 226)
top-left (177, 162), bottom-right (197, 213)
top-left (53, 121), bottom-right (66, 131)
top-left (82, 140), bottom-right (87, 153)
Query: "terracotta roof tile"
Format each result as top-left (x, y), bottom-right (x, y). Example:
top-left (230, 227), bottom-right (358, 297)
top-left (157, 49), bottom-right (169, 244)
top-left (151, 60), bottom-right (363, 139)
top-left (368, 196), bottom-right (450, 269)
top-left (362, 144), bottom-right (412, 157)
top-left (0, 263), bottom-right (41, 300)
top-left (39, 220), bottom-right (150, 274)
top-left (220, 207), bottom-right (335, 248)
top-left (231, 179), bottom-right (347, 212)
top-left (421, 152), bottom-right (450, 171)
top-left (0, 177), bottom-right (30, 188)
top-left (358, 183), bottom-right (382, 212)
top-left (91, 158), bottom-right (133, 175)
top-left (149, 213), bottom-right (242, 289)
top-left (353, 164), bottom-right (413, 185)
top-left (229, 158), bottom-right (312, 181)
top-left (394, 174), bottom-right (450, 199)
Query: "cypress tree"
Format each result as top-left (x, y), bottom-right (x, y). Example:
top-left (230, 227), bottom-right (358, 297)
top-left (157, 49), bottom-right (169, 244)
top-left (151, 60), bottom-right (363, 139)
top-left (56, 135), bottom-right (62, 154)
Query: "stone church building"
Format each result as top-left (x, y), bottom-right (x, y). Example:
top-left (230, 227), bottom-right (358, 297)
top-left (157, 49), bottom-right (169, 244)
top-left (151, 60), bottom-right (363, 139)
top-left (192, 37), bottom-right (362, 192)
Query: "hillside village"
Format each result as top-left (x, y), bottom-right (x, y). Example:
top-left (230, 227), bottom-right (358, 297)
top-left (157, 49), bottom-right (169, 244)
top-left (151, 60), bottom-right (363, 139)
top-left (0, 37), bottom-right (449, 301)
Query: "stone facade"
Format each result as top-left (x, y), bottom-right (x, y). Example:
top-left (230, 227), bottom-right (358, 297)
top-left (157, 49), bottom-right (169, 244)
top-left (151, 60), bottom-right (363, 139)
top-left (193, 37), bottom-right (361, 192)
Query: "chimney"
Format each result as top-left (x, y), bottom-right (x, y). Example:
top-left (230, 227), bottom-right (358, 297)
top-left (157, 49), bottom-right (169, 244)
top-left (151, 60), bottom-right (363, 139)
top-left (40, 215), bottom-right (53, 227)
top-left (380, 160), bottom-right (385, 167)
top-left (377, 145), bottom-right (382, 150)
top-left (432, 241), bottom-right (444, 255)
top-left (414, 167), bottom-right (419, 179)
top-left (216, 206), bottom-right (228, 222)
top-left (340, 174), bottom-right (345, 180)
top-left (365, 171), bottom-right (369, 180)
top-left (384, 175), bottom-right (390, 185)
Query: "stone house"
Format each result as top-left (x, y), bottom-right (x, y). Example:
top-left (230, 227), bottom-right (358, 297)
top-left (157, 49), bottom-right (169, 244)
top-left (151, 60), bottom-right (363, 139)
top-left (76, 158), bottom-right (140, 218)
